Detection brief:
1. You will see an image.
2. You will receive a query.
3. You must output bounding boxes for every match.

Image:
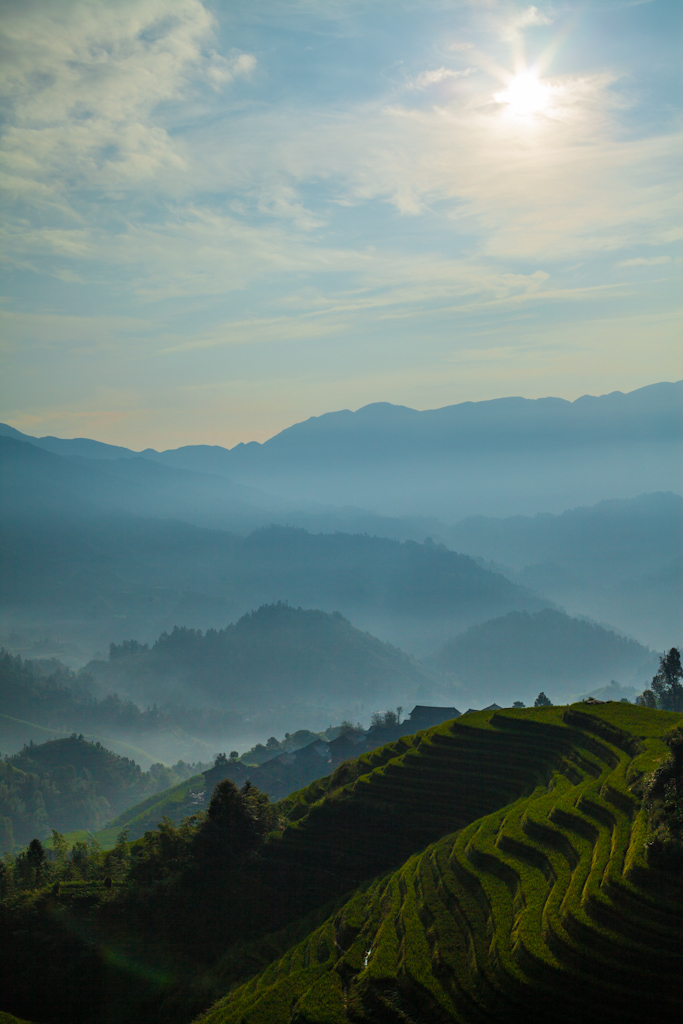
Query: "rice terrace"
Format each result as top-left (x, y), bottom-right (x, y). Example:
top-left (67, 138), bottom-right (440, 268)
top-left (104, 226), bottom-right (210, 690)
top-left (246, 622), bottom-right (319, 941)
top-left (1, 700), bottom-right (681, 1023)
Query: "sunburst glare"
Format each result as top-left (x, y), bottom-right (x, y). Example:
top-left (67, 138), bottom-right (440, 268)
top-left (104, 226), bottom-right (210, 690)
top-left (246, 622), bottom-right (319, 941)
top-left (495, 69), bottom-right (550, 115)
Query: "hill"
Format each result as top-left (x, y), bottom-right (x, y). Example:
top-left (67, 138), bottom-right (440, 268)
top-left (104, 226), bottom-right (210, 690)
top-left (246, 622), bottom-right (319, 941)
top-left (450, 492), bottom-right (683, 649)
top-left (0, 517), bottom-right (544, 657)
top-left (3, 381), bottom-right (681, 520)
top-left (0, 734), bottom-right (205, 850)
top-left (88, 603), bottom-right (432, 726)
top-left (0, 703), bottom-right (680, 1023)
top-left (433, 608), bottom-right (658, 707)
top-left (0, 649), bottom-right (242, 765)
top-left (204, 704), bottom-right (683, 1024)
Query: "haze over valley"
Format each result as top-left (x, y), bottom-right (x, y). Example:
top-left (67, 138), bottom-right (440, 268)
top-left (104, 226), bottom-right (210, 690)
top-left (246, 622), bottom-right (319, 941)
top-left (0, 382), bottom-right (680, 749)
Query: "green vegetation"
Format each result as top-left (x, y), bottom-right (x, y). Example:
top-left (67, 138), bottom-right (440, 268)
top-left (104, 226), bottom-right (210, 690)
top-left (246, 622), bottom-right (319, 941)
top-left (642, 725), bottom-right (683, 868)
top-left (100, 771), bottom-right (208, 844)
top-left (636, 647), bottom-right (683, 711)
top-left (0, 704), bottom-right (681, 1024)
top-left (0, 734), bottom-right (207, 850)
top-left (203, 703), bottom-right (683, 1024)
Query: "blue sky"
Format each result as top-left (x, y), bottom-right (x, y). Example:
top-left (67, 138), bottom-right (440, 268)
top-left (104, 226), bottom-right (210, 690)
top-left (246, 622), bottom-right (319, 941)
top-left (0, 0), bottom-right (680, 449)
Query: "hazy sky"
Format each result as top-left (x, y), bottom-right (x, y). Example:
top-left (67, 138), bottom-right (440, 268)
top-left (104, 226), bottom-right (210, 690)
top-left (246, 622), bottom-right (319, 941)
top-left (1, 0), bottom-right (681, 449)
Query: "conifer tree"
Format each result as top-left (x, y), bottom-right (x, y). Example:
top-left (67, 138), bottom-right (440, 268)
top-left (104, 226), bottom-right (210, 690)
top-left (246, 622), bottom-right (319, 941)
top-left (650, 648), bottom-right (683, 711)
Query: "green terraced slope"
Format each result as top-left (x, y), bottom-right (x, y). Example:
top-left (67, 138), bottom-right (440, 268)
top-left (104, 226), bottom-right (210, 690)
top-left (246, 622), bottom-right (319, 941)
top-left (202, 704), bottom-right (682, 1024)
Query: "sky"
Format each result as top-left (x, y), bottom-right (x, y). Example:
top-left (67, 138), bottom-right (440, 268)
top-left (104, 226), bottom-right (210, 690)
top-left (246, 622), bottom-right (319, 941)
top-left (0, 0), bottom-right (681, 450)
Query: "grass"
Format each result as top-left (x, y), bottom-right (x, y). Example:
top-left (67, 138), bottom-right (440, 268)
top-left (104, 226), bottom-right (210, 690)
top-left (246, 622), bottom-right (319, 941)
top-left (3, 703), bottom-right (680, 1024)
top-left (199, 703), bottom-right (682, 1024)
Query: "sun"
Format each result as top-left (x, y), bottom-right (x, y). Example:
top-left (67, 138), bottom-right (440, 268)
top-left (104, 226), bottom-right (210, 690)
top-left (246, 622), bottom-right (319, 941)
top-left (495, 70), bottom-right (550, 115)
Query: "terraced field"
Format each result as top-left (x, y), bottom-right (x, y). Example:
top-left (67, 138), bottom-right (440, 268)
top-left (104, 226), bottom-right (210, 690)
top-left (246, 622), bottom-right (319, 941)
top-left (202, 704), bottom-right (682, 1024)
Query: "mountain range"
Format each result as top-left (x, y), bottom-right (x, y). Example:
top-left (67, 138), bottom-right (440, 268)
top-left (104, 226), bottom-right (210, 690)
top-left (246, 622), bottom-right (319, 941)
top-left (0, 505), bottom-right (546, 658)
top-left (2, 380), bottom-right (681, 520)
top-left (2, 384), bottom-right (681, 655)
top-left (450, 491), bottom-right (682, 649)
top-left (434, 608), bottom-right (656, 706)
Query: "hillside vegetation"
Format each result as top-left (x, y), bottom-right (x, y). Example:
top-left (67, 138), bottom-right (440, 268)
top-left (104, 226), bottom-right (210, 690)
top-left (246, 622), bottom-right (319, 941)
top-left (203, 703), bottom-right (682, 1024)
top-left (0, 703), bottom-right (680, 1024)
top-left (88, 603), bottom-right (432, 716)
top-left (0, 508), bottom-right (545, 658)
top-left (0, 734), bottom-right (205, 849)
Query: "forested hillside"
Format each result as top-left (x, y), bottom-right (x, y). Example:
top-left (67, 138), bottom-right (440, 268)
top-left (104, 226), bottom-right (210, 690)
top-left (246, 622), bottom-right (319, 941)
top-left (0, 649), bottom-right (243, 764)
top-left (88, 603), bottom-right (431, 720)
top-left (434, 608), bottom-right (656, 706)
top-left (0, 703), bottom-right (680, 1024)
top-left (0, 734), bottom-right (203, 849)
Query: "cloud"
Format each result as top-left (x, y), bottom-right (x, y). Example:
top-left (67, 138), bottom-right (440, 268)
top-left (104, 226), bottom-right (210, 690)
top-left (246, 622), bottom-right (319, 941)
top-left (206, 50), bottom-right (257, 88)
top-left (0, 0), bottom-right (255, 198)
top-left (182, 66), bottom-right (676, 264)
top-left (617, 255), bottom-right (672, 267)
top-left (411, 67), bottom-right (476, 89)
top-left (0, 0), bottom-right (679, 347)
top-left (497, 4), bottom-right (554, 42)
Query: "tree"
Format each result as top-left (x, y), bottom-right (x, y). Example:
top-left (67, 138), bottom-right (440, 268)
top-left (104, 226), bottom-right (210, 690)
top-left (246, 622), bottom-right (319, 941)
top-left (534, 692), bottom-right (552, 707)
top-left (198, 778), bottom-right (265, 861)
top-left (396, 706), bottom-right (404, 724)
top-left (23, 838), bottom-right (48, 886)
top-left (650, 648), bottom-right (683, 712)
top-left (512, 701), bottom-right (525, 708)
top-left (0, 817), bottom-right (14, 855)
top-left (636, 689), bottom-right (657, 708)
top-left (51, 830), bottom-right (68, 871)
top-left (371, 709), bottom-right (397, 729)
top-left (107, 828), bottom-right (130, 878)
top-left (214, 752), bottom-right (228, 767)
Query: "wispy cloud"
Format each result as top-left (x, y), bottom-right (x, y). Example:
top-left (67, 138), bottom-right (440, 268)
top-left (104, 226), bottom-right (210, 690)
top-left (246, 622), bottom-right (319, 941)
top-left (496, 4), bottom-right (554, 43)
top-left (0, 0), bottom-right (255, 201)
top-left (617, 255), bottom-right (673, 267)
top-left (410, 66), bottom-right (476, 89)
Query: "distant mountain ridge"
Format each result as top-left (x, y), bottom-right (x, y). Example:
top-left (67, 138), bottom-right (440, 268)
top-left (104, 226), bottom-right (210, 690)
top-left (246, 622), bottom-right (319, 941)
top-left (2, 380), bottom-right (681, 518)
top-left (434, 608), bottom-right (656, 706)
top-left (0, 511), bottom-right (546, 658)
top-left (450, 491), bottom-right (683, 649)
top-left (3, 381), bottom-right (681, 462)
top-left (0, 435), bottom-right (287, 530)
